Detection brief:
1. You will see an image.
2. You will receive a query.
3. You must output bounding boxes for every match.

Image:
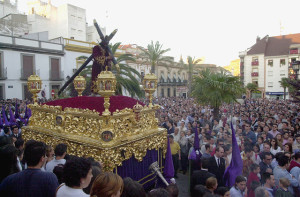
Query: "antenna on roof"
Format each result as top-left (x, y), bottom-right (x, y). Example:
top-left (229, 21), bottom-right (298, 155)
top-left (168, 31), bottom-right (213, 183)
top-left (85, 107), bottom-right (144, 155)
top-left (280, 20), bottom-right (284, 36)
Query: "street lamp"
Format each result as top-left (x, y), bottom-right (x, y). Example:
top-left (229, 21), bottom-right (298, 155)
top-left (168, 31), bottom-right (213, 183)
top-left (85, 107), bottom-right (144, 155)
top-left (292, 60), bottom-right (300, 80)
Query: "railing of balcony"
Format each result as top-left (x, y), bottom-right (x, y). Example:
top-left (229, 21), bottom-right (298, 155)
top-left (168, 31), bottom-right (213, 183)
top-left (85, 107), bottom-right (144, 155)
top-left (251, 72), bottom-right (259, 77)
top-left (252, 61), bottom-right (259, 66)
top-left (290, 49), bottom-right (299, 54)
top-left (50, 70), bottom-right (64, 81)
top-left (20, 67), bottom-right (34, 80)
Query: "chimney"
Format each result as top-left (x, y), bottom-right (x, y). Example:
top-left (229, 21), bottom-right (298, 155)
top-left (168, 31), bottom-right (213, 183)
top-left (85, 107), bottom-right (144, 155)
top-left (256, 36), bottom-right (260, 43)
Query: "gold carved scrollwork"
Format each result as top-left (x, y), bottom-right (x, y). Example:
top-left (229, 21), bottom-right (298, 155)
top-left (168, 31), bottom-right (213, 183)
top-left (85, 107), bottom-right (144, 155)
top-left (23, 103), bottom-right (167, 172)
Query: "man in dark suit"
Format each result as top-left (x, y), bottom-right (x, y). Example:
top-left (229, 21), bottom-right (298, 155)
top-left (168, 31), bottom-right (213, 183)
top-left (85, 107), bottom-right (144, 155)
top-left (208, 146), bottom-right (226, 186)
top-left (190, 158), bottom-right (216, 192)
top-left (10, 125), bottom-right (22, 141)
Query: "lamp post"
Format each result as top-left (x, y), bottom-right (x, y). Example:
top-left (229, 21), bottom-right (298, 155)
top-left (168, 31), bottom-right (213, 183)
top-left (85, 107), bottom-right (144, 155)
top-left (292, 60), bottom-right (300, 80)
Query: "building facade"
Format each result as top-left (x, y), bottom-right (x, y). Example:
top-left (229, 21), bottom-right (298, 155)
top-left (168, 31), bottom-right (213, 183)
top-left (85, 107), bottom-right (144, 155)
top-left (240, 34), bottom-right (300, 99)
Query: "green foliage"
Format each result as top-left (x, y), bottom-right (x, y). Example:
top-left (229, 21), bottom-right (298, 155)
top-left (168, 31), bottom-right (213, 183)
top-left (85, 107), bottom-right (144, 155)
top-left (138, 41), bottom-right (173, 74)
top-left (192, 69), bottom-right (245, 118)
top-left (246, 83), bottom-right (258, 98)
top-left (279, 77), bottom-right (290, 100)
top-left (184, 56), bottom-right (202, 96)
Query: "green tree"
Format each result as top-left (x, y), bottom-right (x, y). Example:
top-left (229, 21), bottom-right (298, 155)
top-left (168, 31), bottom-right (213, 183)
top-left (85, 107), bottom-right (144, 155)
top-left (138, 41), bottom-right (173, 74)
top-left (192, 69), bottom-right (245, 119)
top-left (185, 56), bottom-right (202, 97)
top-left (279, 77), bottom-right (290, 100)
top-left (246, 83), bottom-right (258, 99)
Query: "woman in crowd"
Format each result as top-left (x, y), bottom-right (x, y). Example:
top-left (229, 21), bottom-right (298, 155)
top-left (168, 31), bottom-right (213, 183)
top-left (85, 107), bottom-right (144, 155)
top-left (56, 157), bottom-right (93, 197)
top-left (90, 172), bottom-right (123, 197)
top-left (270, 138), bottom-right (282, 156)
top-left (284, 143), bottom-right (293, 155)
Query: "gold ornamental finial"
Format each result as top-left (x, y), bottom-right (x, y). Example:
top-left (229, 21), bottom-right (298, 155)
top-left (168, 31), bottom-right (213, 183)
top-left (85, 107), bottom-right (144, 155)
top-left (143, 73), bottom-right (158, 108)
top-left (27, 74), bottom-right (42, 104)
top-left (96, 69), bottom-right (116, 116)
top-left (73, 76), bottom-right (86, 96)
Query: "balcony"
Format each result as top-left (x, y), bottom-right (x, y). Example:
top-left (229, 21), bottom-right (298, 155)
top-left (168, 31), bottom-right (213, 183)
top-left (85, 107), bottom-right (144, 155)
top-left (290, 49), bottom-right (299, 54)
top-left (50, 71), bottom-right (64, 81)
top-left (252, 61), bottom-right (259, 66)
top-left (20, 68), bottom-right (34, 80)
top-left (0, 67), bottom-right (7, 80)
top-left (158, 80), bottom-right (187, 86)
top-left (251, 72), bottom-right (259, 77)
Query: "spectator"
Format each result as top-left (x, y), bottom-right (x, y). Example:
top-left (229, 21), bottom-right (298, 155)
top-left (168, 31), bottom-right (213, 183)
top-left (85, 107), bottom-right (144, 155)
top-left (259, 152), bottom-right (273, 177)
top-left (208, 146), bottom-right (225, 186)
top-left (0, 144), bottom-right (19, 182)
top-left (56, 157), bottom-right (92, 197)
top-left (215, 187), bottom-right (230, 197)
top-left (273, 155), bottom-right (299, 195)
top-left (148, 188), bottom-right (169, 197)
top-left (166, 183), bottom-right (179, 197)
top-left (262, 172), bottom-right (275, 197)
top-left (190, 184), bottom-right (207, 197)
top-left (90, 172), bottom-right (123, 197)
top-left (0, 140), bottom-right (59, 197)
top-left (275, 178), bottom-right (293, 197)
top-left (229, 175), bottom-right (247, 197)
top-left (205, 177), bottom-right (218, 194)
top-left (46, 143), bottom-right (67, 172)
top-left (190, 158), bottom-right (215, 193)
top-left (83, 165), bottom-right (102, 195)
top-left (53, 164), bottom-right (64, 184)
top-left (120, 177), bottom-right (146, 197)
top-left (254, 187), bottom-right (268, 197)
top-left (289, 152), bottom-right (300, 171)
top-left (283, 143), bottom-right (293, 155)
top-left (169, 135), bottom-right (180, 178)
top-left (270, 138), bottom-right (282, 156)
top-left (247, 163), bottom-right (260, 197)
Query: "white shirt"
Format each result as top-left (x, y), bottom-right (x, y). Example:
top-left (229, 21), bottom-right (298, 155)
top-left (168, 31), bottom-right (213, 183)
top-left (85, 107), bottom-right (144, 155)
top-left (45, 158), bottom-right (66, 172)
top-left (270, 147), bottom-right (282, 156)
top-left (56, 184), bottom-right (89, 197)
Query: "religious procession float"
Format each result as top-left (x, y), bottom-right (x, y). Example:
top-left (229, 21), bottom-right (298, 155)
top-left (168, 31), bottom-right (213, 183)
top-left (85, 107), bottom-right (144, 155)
top-left (21, 20), bottom-right (171, 189)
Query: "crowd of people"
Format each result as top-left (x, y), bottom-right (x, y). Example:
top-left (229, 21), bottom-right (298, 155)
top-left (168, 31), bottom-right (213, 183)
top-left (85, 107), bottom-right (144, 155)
top-left (0, 96), bottom-right (300, 197)
top-left (156, 97), bottom-right (300, 197)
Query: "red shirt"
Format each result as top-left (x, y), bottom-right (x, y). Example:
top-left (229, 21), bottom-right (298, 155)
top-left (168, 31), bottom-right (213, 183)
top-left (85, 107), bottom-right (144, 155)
top-left (288, 160), bottom-right (300, 171)
top-left (247, 172), bottom-right (260, 197)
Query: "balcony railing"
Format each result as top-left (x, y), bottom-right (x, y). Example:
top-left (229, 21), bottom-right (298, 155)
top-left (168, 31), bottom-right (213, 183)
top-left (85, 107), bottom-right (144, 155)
top-left (252, 61), bottom-right (259, 66)
top-left (50, 70), bottom-right (64, 81)
top-left (290, 49), bottom-right (299, 54)
top-left (251, 72), bottom-right (259, 77)
top-left (0, 67), bottom-right (7, 80)
top-left (20, 67), bottom-right (34, 80)
top-left (158, 80), bottom-right (187, 86)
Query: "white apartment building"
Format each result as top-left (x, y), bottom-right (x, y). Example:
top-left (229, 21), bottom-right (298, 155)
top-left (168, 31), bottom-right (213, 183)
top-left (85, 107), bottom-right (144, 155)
top-left (239, 34), bottom-right (300, 99)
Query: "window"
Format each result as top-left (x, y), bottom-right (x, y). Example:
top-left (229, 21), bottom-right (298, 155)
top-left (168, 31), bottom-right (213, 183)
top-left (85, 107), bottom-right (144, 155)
top-left (268, 60), bottom-right (273, 66)
top-left (268, 82), bottom-right (273, 87)
top-left (253, 81), bottom-right (258, 86)
top-left (50, 58), bottom-right (61, 80)
top-left (280, 59), bottom-right (286, 66)
top-left (252, 68), bottom-right (258, 73)
top-left (268, 71), bottom-right (273, 76)
top-left (173, 88), bottom-right (176, 97)
top-left (252, 57), bottom-right (258, 62)
top-left (21, 54), bottom-right (34, 80)
top-left (167, 88), bottom-right (170, 97)
top-left (280, 70), bottom-right (285, 76)
top-left (161, 88), bottom-right (164, 97)
top-left (0, 84), bottom-right (5, 100)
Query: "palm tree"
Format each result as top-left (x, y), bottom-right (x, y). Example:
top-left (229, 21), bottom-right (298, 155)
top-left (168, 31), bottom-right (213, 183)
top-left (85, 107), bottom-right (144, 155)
top-left (138, 41), bottom-right (173, 74)
top-left (279, 77), bottom-right (290, 100)
top-left (185, 56), bottom-right (202, 97)
top-left (246, 83), bottom-right (258, 99)
top-left (110, 42), bottom-right (143, 98)
top-left (192, 69), bottom-right (245, 119)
